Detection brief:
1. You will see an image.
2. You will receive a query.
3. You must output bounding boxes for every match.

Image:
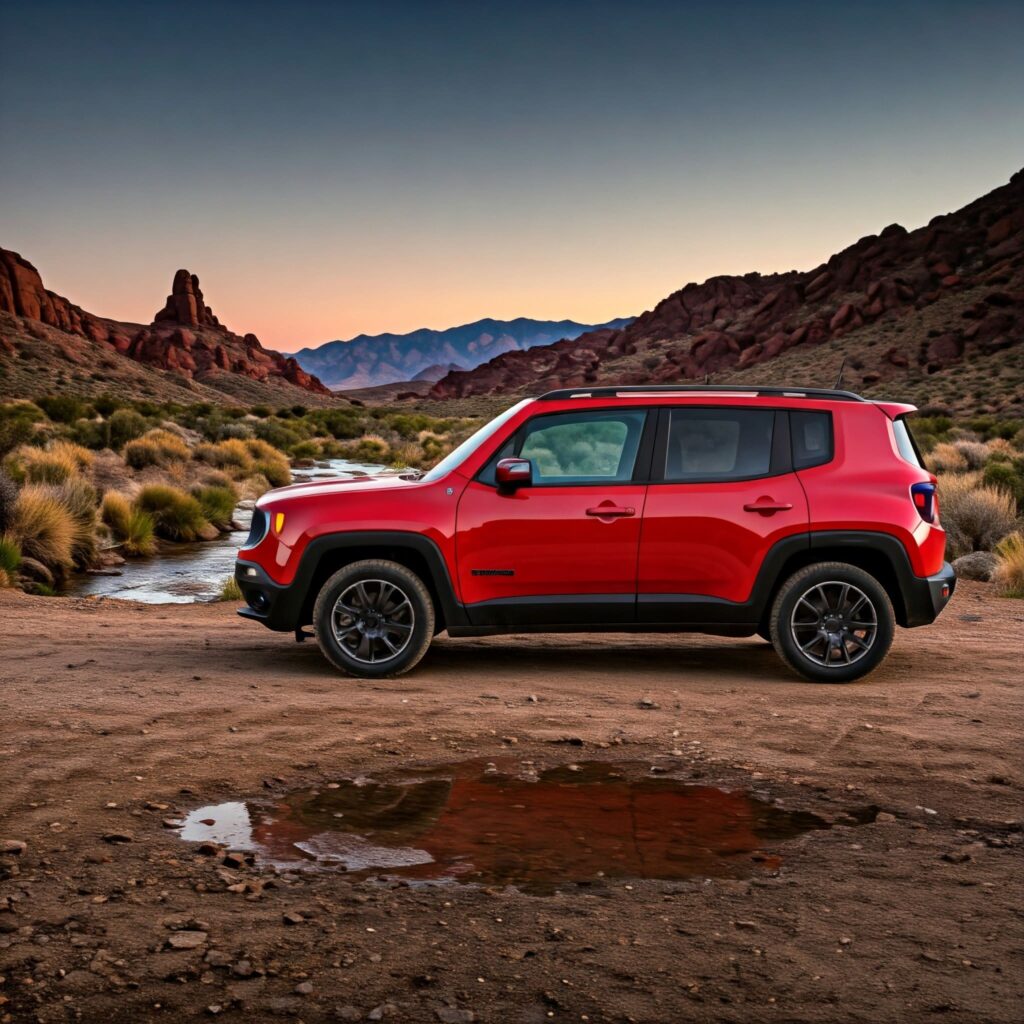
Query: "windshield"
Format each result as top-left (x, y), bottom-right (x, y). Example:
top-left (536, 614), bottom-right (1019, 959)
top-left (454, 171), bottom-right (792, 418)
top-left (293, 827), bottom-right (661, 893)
top-left (421, 400), bottom-right (531, 482)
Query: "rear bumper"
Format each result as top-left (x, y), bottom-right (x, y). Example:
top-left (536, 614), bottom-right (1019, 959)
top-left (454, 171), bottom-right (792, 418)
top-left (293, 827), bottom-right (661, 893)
top-left (902, 561), bottom-right (956, 627)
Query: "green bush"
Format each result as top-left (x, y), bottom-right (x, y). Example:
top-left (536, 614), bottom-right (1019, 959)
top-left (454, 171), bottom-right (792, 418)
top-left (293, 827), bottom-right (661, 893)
top-left (290, 440), bottom-right (321, 460)
top-left (219, 576), bottom-right (243, 602)
top-left (107, 408), bottom-right (148, 448)
top-left (192, 485), bottom-right (237, 530)
top-left (134, 485), bottom-right (210, 542)
top-left (92, 395), bottom-right (123, 418)
top-left (0, 472), bottom-right (18, 533)
top-left (35, 395), bottom-right (84, 424)
top-left (254, 418), bottom-right (303, 450)
top-left (983, 461), bottom-right (1024, 504)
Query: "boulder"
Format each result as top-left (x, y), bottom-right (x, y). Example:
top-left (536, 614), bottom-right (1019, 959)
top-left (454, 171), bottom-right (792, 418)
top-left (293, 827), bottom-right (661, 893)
top-left (952, 552), bottom-right (997, 582)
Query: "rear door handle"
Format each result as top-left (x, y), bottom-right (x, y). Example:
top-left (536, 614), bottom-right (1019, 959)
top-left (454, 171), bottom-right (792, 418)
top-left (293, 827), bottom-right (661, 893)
top-left (743, 497), bottom-right (793, 516)
top-left (586, 505), bottom-right (636, 518)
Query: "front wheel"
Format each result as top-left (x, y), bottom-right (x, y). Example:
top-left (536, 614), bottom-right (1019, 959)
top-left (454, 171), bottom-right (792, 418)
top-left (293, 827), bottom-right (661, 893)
top-left (313, 560), bottom-right (435, 678)
top-left (769, 562), bottom-right (895, 683)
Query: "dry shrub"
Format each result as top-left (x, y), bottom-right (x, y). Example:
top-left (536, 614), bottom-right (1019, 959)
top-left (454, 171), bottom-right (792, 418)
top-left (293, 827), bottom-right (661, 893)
top-left (6, 444), bottom-right (80, 484)
top-left (953, 440), bottom-right (991, 470)
top-left (11, 484), bottom-right (75, 570)
top-left (938, 473), bottom-right (1019, 559)
top-left (125, 429), bottom-right (189, 468)
top-left (194, 439), bottom-right (254, 474)
top-left (219, 576), bottom-right (243, 602)
top-left (237, 474), bottom-right (271, 500)
top-left (992, 532), bottom-right (1024, 597)
top-left (928, 443), bottom-right (967, 474)
top-left (987, 438), bottom-right (1018, 459)
top-left (101, 492), bottom-right (156, 556)
top-left (52, 477), bottom-right (99, 568)
top-left (49, 441), bottom-right (93, 473)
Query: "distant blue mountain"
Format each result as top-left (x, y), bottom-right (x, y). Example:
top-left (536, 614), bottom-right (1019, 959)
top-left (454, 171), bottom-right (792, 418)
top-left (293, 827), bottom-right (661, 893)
top-left (293, 316), bottom-right (633, 389)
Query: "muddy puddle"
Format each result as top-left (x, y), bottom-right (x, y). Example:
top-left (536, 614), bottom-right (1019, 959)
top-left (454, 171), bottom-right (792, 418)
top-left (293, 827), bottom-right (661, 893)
top-left (178, 761), bottom-right (829, 891)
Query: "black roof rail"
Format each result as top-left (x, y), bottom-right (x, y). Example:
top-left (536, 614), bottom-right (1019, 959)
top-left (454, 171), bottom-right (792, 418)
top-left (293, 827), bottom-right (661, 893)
top-left (536, 384), bottom-right (867, 402)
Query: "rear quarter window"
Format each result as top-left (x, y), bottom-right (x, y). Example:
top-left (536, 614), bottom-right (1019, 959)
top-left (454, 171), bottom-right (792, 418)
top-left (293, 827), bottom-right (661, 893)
top-left (892, 416), bottom-right (924, 468)
top-left (791, 411), bottom-right (833, 470)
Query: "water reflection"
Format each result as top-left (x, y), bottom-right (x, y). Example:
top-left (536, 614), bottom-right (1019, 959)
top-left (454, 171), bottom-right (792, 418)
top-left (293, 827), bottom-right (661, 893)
top-left (177, 761), bottom-right (830, 891)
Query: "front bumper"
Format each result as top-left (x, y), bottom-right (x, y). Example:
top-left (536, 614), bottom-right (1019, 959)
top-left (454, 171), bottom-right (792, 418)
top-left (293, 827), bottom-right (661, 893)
top-left (234, 559), bottom-right (304, 632)
top-left (902, 561), bottom-right (956, 628)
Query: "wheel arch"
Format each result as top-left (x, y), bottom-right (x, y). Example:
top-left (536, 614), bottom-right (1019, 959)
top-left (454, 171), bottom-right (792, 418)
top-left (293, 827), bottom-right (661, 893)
top-left (757, 531), bottom-right (914, 631)
top-left (295, 532), bottom-right (466, 634)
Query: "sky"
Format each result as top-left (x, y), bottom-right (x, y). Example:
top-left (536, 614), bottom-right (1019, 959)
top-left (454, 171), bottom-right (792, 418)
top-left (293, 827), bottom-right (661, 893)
top-left (1, 1), bottom-right (1023, 352)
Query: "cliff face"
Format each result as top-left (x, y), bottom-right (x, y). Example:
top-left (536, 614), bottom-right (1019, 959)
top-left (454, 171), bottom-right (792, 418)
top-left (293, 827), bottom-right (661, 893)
top-left (430, 170), bottom-right (1024, 412)
top-left (0, 254), bottom-right (330, 399)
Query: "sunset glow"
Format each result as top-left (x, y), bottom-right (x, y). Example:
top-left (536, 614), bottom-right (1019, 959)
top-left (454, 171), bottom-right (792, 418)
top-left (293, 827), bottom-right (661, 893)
top-left (2, 1), bottom-right (1023, 351)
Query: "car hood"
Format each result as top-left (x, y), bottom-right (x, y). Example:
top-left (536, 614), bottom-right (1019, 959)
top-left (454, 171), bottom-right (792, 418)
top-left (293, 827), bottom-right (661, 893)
top-left (256, 472), bottom-right (417, 507)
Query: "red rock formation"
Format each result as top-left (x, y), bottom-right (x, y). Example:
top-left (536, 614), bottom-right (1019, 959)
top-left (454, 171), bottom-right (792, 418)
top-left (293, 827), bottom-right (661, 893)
top-left (432, 168), bottom-right (1024, 399)
top-left (0, 254), bottom-right (330, 397)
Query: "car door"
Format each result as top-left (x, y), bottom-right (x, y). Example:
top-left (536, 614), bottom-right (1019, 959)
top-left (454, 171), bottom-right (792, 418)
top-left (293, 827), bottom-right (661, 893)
top-left (637, 406), bottom-right (809, 619)
top-left (456, 407), bottom-right (652, 625)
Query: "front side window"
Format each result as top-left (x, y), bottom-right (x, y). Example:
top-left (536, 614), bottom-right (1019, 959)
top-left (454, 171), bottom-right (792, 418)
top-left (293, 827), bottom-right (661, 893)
top-left (663, 408), bottom-right (774, 481)
top-left (485, 409), bottom-right (647, 485)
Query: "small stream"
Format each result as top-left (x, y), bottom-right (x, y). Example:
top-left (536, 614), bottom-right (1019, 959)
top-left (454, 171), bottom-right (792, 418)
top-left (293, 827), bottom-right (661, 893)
top-left (68, 459), bottom-right (393, 604)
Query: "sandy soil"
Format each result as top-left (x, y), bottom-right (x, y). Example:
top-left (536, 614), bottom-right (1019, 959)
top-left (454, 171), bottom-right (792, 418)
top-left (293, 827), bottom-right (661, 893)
top-left (0, 583), bottom-right (1021, 1024)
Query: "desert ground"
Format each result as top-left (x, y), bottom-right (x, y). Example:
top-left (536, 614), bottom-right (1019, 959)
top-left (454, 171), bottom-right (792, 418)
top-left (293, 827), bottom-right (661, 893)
top-left (0, 583), bottom-right (1021, 1024)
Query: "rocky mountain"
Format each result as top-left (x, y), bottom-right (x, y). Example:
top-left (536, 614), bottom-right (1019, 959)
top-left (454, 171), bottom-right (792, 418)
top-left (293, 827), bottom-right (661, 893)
top-left (293, 316), bottom-right (633, 390)
top-left (431, 170), bottom-right (1024, 416)
top-left (0, 253), bottom-right (334, 404)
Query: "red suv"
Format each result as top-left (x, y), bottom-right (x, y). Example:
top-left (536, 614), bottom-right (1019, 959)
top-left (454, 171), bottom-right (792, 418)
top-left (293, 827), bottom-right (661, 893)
top-left (235, 386), bottom-right (955, 683)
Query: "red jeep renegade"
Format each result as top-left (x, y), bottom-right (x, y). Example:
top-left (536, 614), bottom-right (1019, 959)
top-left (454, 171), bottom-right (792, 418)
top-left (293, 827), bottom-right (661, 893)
top-left (235, 386), bottom-right (955, 683)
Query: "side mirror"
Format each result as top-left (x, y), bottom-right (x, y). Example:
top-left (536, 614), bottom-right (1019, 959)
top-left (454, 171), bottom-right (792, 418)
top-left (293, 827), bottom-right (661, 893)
top-left (495, 457), bottom-right (532, 491)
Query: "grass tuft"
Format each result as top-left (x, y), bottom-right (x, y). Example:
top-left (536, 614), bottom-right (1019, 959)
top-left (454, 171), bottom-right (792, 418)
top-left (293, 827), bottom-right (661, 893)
top-left (134, 484), bottom-right (211, 542)
top-left (218, 576), bottom-right (243, 602)
top-left (101, 492), bottom-right (157, 557)
top-left (192, 484), bottom-right (237, 531)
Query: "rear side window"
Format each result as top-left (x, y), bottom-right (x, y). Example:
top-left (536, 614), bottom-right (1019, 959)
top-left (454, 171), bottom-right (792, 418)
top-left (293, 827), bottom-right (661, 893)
top-left (892, 416), bottom-right (924, 468)
top-left (663, 408), bottom-right (774, 481)
top-left (791, 411), bottom-right (833, 470)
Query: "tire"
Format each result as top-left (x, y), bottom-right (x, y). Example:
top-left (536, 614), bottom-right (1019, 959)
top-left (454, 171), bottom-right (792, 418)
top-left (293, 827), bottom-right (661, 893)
top-left (769, 561), bottom-right (895, 683)
top-left (313, 559), bottom-right (435, 678)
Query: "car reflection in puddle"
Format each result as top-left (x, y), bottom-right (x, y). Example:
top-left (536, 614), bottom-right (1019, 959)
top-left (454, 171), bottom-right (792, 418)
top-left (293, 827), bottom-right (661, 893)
top-left (178, 760), bottom-right (830, 891)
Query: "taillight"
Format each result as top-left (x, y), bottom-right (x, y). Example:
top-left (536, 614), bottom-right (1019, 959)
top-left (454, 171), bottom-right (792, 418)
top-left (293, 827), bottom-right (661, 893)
top-left (911, 482), bottom-right (937, 524)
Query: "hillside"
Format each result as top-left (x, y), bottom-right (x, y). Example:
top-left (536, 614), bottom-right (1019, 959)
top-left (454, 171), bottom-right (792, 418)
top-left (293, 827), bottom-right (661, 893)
top-left (0, 252), bottom-right (337, 405)
top-left (431, 170), bottom-right (1024, 416)
top-left (293, 316), bottom-right (633, 390)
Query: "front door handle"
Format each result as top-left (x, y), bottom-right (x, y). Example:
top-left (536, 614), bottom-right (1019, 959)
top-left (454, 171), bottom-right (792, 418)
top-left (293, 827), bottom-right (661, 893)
top-left (586, 504), bottom-right (636, 518)
top-left (743, 497), bottom-right (793, 516)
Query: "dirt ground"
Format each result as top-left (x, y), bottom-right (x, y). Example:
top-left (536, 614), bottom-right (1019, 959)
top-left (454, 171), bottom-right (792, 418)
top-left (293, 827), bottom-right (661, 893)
top-left (0, 583), bottom-right (1021, 1024)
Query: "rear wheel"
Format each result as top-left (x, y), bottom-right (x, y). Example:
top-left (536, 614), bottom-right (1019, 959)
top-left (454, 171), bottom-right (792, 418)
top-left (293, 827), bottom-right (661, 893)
top-left (313, 560), bottom-right (435, 678)
top-left (769, 562), bottom-right (894, 683)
